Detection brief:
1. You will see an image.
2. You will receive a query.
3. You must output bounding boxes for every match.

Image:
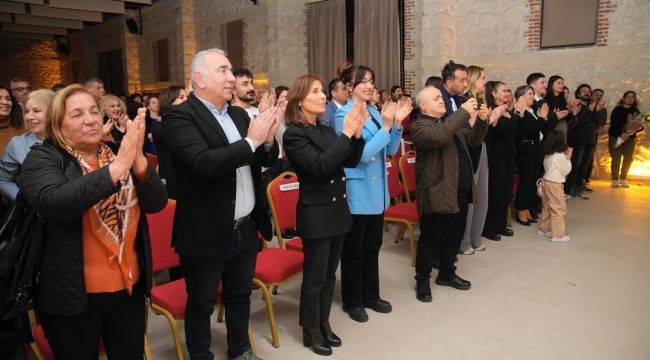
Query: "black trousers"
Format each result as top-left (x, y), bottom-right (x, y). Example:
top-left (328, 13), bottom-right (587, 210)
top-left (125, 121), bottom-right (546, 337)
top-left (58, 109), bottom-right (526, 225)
top-left (341, 214), bottom-right (383, 307)
top-left (515, 152), bottom-right (540, 211)
top-left (565, 142), bottom-right (594, 192)
top-left (415, 196), bottom-right (469, 281)
top-left (299, 235), bottom-right (344, 330)
top-left (39, 281), bottom-right (145, 360)
top-left (181, 219), bottom-right (258, 360)
top-left (483, 155), bottom-right (515, 234)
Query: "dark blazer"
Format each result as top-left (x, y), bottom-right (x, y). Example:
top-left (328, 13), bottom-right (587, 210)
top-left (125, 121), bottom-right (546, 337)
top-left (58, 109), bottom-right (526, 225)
top-left (282, 123), bottom-right (364, 239)
top-left (532, 98), bottom-right (559, 137)
top-left (515, 110), bottom-right (546, 158)
top-left (438, 85), bottom-right (465, 119)
top-left (488, 112), bottom-right (519, 160)
top-left (161, 94), bottom-right (279, 258)
top-left (322, 100), bottom-right (339, 128)
top-left (150, 121), bottom-right (177, 199)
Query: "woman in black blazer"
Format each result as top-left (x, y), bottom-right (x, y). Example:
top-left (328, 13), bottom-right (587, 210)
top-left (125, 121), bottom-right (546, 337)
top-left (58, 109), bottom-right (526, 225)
top-left (282, 74), bottom-right (365, 356)
top-left (514, 85), bottom-right (549, 225)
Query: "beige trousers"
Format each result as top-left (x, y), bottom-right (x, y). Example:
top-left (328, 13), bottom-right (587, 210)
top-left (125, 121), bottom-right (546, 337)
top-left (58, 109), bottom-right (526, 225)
top-left (539, 180), bottom-right (567, 238)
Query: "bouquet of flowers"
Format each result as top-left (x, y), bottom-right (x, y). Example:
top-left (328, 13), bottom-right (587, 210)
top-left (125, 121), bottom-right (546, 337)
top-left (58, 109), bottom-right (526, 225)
top-left (613, 110), bottom-right (650, 148)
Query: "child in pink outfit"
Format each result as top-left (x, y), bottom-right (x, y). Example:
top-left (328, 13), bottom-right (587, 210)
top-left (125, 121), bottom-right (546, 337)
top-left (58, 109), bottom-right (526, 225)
top-left (538, 131), bottom-right (572, 243)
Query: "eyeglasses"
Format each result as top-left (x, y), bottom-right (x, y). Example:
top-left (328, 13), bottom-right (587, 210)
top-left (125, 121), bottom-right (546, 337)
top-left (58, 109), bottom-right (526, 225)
top-left (12, 87), bottom-right (31, 93)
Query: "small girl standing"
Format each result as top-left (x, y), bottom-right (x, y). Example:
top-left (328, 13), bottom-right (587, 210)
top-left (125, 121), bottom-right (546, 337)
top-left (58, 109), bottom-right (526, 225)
top-left (538, 131), bottom-right (573, 243)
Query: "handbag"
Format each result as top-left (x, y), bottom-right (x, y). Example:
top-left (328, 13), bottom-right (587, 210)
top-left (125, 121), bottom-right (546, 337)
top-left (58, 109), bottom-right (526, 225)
top-left (0, 191), bottom-right (46, 322)
top-left (536, 178), bottom-right (544, 197)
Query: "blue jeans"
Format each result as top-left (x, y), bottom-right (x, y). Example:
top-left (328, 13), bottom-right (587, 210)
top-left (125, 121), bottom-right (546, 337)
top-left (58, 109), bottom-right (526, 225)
top-left (181, 219), bottom-right (258, 360)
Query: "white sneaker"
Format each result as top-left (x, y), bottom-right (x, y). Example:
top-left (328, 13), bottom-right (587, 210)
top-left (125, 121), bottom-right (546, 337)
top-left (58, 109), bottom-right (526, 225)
top-left (564, 194), bottom-right (572, 200)
top-left (620, 180), bottom-right (629, 188)
top-left (459, 248), bottom-right (475, 255)
top-left (473, 245), bottom-right (486, 251)
top-left (537, 229), bottom-right (551, 237)
top-left (550, 236), bottom-right (571, 243)
top-left (612, 180), bottom-right (619, 187)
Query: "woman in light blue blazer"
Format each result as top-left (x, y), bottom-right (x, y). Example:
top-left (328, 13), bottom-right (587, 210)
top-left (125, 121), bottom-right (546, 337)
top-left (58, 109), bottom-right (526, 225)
top-left (334, 62), bottom-right (412, 323)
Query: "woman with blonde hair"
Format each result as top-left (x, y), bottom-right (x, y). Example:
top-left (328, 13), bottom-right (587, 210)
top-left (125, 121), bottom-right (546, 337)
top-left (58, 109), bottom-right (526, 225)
top-left (20, 84), bottom-right (167, 359)
top-left (459, 66), bottom-right (507, 249)
top-left (100, 94), bottom-right (129, 145)
top-left (0, 89), bottom-right (54, 201)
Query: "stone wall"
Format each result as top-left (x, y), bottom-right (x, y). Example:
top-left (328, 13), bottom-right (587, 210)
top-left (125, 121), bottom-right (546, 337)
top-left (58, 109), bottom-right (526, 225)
top-left (0, 41), bottom-right (62, 90)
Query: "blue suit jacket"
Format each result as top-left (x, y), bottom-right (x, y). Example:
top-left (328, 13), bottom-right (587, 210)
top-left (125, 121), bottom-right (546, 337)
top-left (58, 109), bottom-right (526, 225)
top-left (335, 100), bottom-right (403, 214)
top-left (438, 85), bottom-right (465, 120)
top-left (322, 100), bottom-right (339, 127)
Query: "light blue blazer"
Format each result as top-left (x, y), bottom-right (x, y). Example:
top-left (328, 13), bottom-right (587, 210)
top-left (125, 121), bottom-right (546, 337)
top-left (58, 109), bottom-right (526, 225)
top-left (335, 100), bottom-right (403, 215)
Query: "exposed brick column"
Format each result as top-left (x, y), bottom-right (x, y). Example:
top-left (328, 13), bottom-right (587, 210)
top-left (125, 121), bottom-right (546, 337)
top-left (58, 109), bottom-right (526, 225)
top-left (242, 19), bottom-right (249, 68)
top-left (525, 0), bottom-right (541, 51)
top-left (597, 0), bottom-right (616, 46)
top-left (220, 24), bottom-right (228, 55)
top-left (303, 5), bottom-right (310, 70)
top-left (403, 0), bottom-right (416, 94)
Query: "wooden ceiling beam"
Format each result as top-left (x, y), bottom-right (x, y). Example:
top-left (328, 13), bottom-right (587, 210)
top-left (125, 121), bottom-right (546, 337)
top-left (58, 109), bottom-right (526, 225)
top-left (48, 0), bottom-right (125, 14)
top-left (2, 23), bottom-right (68, 36)
top-left (14, 14), bottom-right (84, 29)
top-left (30, 5), bottom-right (103, 23)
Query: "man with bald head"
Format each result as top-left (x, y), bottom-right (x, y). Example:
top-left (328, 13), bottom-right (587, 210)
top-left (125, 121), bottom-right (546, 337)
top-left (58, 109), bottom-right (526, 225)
top-left (410, 86), bottom-right (489, 302)
top-left (162, 48), bottom-right (282, 360)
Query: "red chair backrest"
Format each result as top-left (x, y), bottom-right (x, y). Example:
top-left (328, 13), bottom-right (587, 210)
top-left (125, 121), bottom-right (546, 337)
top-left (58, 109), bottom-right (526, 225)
top-left (399, 150), bottom-right (417, 201)
top-left (386, 159), bottom-right (404, 199)
top-left (267, 172), bottom-right (299, 231)
top-left (146, 153), bottom-right (158, 169)
top-left (146, 201), bottom-right (178, 272)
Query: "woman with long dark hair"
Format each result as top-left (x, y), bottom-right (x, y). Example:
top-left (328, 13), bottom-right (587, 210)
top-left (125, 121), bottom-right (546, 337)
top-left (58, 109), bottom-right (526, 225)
top-left (514, 85), bottom-right (549, 226)
top-left (335, 61), bottom-right (410, 321)
top-left (481, 81), bottom-right (518, 241)
top-left (608, 91), bottom-right (644, 188)
top-left (0, 84), bottom-right (26, 156)
top-left (282, 74), bottom-right (365, 356)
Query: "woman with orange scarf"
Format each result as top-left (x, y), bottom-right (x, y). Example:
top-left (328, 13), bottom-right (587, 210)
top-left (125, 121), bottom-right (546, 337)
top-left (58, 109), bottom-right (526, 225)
top-left (20, 85), bottom-right (167, 360)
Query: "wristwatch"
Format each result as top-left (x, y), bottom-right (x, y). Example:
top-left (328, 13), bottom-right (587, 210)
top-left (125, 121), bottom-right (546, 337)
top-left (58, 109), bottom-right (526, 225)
top-left (513, 110), bottom-right (521, 116)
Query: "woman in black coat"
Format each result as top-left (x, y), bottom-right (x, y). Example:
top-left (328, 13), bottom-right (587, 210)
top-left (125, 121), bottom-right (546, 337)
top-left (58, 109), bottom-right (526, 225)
top-left (481, 81), bottom-right (518, 240)
top-left (513, 85), bottom-right (549, 226)
top-left (20, 85), bottom-right (167, 360)
top-left (282, 74), bottom-right (365, 356)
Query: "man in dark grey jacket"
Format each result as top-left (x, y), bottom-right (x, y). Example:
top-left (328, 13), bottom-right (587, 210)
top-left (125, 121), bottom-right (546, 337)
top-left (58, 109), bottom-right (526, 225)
top-left (410, 86), bottom-right (488, 302)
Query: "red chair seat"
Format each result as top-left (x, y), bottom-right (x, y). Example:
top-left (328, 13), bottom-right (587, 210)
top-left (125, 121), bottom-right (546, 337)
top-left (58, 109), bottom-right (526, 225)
top-left (285, 238), bottom-right (303, 252)
top-left (385, 202), bottom-right (420, 222)
top-left (255, 248), bottom-right (304, 284)
top-left (151, 279), bottom-right (188, 318)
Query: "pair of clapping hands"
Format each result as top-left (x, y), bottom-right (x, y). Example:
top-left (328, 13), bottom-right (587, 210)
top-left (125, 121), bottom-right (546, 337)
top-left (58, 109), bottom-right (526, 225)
top-left (462, 98), bottom-right (495, 126)
top-left (109, 108), bottom-right (149, 184)
top-left (380, 98), bottom-right (413, 131)
top-left (248, 89), bottom-right (287, 148)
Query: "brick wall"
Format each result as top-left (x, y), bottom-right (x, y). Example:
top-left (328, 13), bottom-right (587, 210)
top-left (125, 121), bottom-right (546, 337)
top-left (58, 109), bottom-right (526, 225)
top-left (597, 0), bottom-right (616, 46)
top-left (404, 0), bottom-right (415, 62)
top-left (404, 70), bottom-right (416, 96)
top-left (525, 0), bottom-right (542, 51)
top-left (303, 5), bottom-right (310, 69)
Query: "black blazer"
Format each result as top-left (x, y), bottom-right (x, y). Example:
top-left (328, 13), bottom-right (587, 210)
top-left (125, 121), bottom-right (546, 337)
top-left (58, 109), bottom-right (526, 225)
top-left (282, 123), bottom-right (364, 239)
top-left (515, 110), bottom-right (546, 158)
top-left (532, 98), bottom-right (559, 137)
top-left (161, 94), bottom-right (279, 258)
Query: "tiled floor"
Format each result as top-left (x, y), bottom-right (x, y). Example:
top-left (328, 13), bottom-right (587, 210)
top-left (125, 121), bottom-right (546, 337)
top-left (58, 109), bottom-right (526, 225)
top-left (144, 180), bottom-right (650, 360)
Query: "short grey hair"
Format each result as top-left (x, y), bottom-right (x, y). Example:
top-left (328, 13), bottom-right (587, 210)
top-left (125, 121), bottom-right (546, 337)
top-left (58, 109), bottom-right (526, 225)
top-left (190, 47), bottom-right (226, 89)
top-left (84, 78), bottom-right (103, 88)
top-left (10, 78), bottom-right (29, 90)
top-left (415, 85), bottom-right (434, 108)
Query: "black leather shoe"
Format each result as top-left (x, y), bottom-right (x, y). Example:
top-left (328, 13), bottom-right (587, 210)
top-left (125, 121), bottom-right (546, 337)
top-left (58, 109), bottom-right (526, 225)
top-left (516, 217), bottom-right (531, 226)
top-left (528, 218), bottom-right (538, 223)
top-left (578, 185), bottom-right (593, 193)
top-left (530, 211), bottom-right (539, 220)
top-left (303, 328), bottom-right (332, 356)
top-left (435, 275), bottom-right (471, 290)
top-left (342, 304), bottom-right (369, 322)
top-left (500, 228), bottom-right (514, 236)
top-left (320, 322), bottom-right (341, 347)
top-left (280, 230), bottom-right (295, 239)
top-left (415, 280), bottom-right (432, 302)
top-left (363, 299), bottom-right (392, 313)
top-left (481, 231), bottom-right (501, 241)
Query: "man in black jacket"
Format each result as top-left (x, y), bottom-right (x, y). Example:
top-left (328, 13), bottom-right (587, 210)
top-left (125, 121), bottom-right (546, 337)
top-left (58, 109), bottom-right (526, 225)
top-left (162, 48), bottom-right (281, 360)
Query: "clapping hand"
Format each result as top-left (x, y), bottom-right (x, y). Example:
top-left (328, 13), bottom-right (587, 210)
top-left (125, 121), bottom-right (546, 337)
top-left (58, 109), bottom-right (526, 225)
top-left (342, 103), bottom-right (366, 139)
top-left (380, 101), bottom-right (397, 131)
top-left (513, 96), bottom-right (526, 114)
top-left (537, 103), bottom-right (549, 119)
top-left (394, 97), bottom-right (413, 128)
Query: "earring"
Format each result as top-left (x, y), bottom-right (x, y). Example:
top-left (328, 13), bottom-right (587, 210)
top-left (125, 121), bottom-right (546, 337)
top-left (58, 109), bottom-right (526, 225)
top-left (299, 103), bottom-right (302, 107)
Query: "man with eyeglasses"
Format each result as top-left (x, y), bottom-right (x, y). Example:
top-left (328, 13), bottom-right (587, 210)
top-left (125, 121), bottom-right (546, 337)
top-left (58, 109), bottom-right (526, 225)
top-left (10, 78), bottom-right (31, 109)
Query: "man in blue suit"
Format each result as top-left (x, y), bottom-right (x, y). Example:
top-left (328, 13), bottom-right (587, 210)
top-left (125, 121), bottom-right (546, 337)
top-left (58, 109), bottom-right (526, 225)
top-left (437, 61), bottom-right (468, 119)
top-left (322, 78), bottom-right (350, 127)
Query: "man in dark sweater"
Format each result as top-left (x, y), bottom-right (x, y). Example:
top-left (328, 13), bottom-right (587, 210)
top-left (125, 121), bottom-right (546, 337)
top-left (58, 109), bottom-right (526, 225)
top-left (410, 86), bottom-right (489, 303)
